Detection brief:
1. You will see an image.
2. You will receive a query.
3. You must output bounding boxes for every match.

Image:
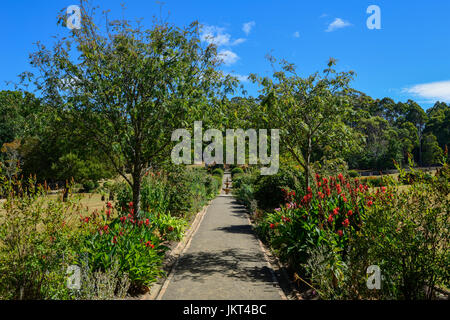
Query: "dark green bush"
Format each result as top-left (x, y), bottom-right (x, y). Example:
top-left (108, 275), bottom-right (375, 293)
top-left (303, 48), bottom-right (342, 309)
top-left (231, 167), bottom-right (244, 177)
top-left (82, 180), bottom-right (99, 192)
top-left (212, 168), bottom-right (224, 178)
top-left (254, 166), bottom-right (304, 210)
top-left (348, 170), bottom-right (360, 178)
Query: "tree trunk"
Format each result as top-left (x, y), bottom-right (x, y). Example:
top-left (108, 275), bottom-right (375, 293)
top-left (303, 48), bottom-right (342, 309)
top-left (305, 134), bottom-right (312, 194)
top-left (132, 170), bottom-right (142, 218)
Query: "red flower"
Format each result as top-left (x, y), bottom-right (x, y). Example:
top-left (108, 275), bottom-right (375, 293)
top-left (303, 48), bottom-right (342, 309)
top-left (328, 215), bottom-right (334, 223)
top-left (347, 210), bottom-right (353, 216)
top-left (332, 207), bottom-right (340, 216)
top-left (83, 217), bottom-right (90, 223)
top-left (168, 226), bottom-right (174, 232)
top-left (270, 223), bottom-right (276, 229)
top-left (128, 202), bottom-right (133, 208)
top-left (145, 241), bottom-right (154, 249)
top-left (112, 236), bottom-right (117, 244)
top-left (323, 178), bottom-right (328, 185)
top-left (107, 202), bottom-right (112, 209)
top-left (307, 187), bottom-right (312, 194)
top-left (367, 200), bottom-right (373, 207)
top-left (342, 219), bottom-right (350, 228)
top-left (103, 225), bottom-right (109, 233)
top-left (381, 186), bottom-right (386, 193)
top-left (120, 216), bottom-right (127, 224)
top-left (106, 209), bottom-right (111, 218)
top-left (342, 195), bottom-right (347, 203)
top-left (337, 230), bottom-right (343, 237)
top-left (338, 173), bottom-right (344, 182)
top-left (318, 191), bottom-right (324, 199)
top-left (145, 219), bottom-right (150, 226)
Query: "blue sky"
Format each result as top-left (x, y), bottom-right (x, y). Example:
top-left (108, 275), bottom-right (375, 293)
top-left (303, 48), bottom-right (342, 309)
top-left (1, 0), bottom-right (449, 109)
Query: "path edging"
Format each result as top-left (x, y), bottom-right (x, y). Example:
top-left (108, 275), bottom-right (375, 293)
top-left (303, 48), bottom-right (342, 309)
top-left (140, 199), bottom-right (214, 300)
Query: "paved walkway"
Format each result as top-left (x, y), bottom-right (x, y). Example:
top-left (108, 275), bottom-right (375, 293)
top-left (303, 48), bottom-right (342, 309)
top-left (160, 173), bottom-right (283, 300)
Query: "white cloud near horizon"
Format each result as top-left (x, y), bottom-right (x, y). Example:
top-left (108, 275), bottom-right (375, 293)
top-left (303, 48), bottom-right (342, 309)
top-left (242, 21), bottom-right (255, 35)
top-left (325, 18), bottom-right (352, 32)
top-left (404, 80), bottom-right (450, 103)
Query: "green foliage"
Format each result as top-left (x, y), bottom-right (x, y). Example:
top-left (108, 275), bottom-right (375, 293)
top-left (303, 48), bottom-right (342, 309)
top-left (80, 209), bottom-right (168, 290)
top-left (348, 170), bottom-right (360, 178)
top-left (115, 166), bottom-right (219, 218)
top-left (250, 57), bottom-right (360, 189)
top-left (231, 167), bottom-right (244, 177)
top-left (344, 166), bottom-right (449, 299)
top-left (256, 173), bottom-right (374, 267)
top-left (357, 176), bottom-right (386, 187)
top-left (253, 166), bottom-right (304, 210)
top-left (212, 168), bottom-right (224, 178)
top-left (0, 175), bottom-right (83, 299)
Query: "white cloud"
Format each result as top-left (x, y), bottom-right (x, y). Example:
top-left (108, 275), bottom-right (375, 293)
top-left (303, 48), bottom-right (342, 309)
top-left (293, 31), bottom-right (300, 38)
top-left (242, 21), bottom-right (256, 35)
top-left (232, 73), bottom-right (249, 82)
top-left (404, 80), bottom-right (450, 102)
top-left (218, 50), bottom-right (239, 65)
top-left (200, 25), bottom-right (246, 47)
top-left (232, 38), bottom-right (246, 45)
top-left (325, 18), bottom-right (352, 32)
top-left (200, 25), bottom-right (230, 46)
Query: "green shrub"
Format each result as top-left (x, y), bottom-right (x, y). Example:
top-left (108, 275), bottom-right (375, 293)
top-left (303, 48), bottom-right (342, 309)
top-left (231, 167), bottom-right (244, 177)
top-left (81, 209), bottom-right (168, 291)
top-left (357, 176), bottom-right (385, 187)
top-left (348, 170), bottom-right (360, 178)
top-left (82, 180), bottom-right (99, 193)
top-left (254, 166), bottom-right (304, 210)
top-left (0, 175), bottom-right (83, 299)
top-left (212, 168), bottom-right (224, 178)
top-left (348, 167), bottom-right (449, 300)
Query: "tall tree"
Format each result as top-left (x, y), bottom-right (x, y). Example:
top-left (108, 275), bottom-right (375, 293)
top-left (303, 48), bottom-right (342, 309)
top-left (22, 1), bottom-right (232, 215)
top-left (250, 57), bottom-right (360, 191)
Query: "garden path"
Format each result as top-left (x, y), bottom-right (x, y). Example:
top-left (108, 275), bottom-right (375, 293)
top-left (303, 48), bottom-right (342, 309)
top-left (159, 172), bottom-right (284, 300)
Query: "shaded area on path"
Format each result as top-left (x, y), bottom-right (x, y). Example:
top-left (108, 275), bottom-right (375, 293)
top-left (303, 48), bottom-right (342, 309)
top-left (160, 173), bottom-right (283, 300)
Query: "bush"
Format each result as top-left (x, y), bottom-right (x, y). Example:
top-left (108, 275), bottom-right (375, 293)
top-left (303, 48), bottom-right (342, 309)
top-left (346, 167), bottom-right (450, 299)
top-left (348, 170), bottom-right (360, 178)
top-left (82, 180), bottom-right (99, 193)
top-left (231, 167), bottom-right (244, 177)
top-left (212, 168), bottom-right (224, 178)
top-left (357, 176), bottom-right (385, 187)
top-left (80, 207), bottom-right (169, 291)
top-left (0, 175), bottom-right (83, 299)
top-left (253, 166), bottom-right (304, 211)
top-left (256, 173), bottom-right (372, 267)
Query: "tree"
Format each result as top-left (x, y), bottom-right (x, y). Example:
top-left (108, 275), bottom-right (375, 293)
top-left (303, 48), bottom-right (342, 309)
top-left (422, 133), bottom-right (443, 166)
top-left (23, 1), bottom-right (232, 215)
top-left (250, 57), bottom-right (360, 191)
